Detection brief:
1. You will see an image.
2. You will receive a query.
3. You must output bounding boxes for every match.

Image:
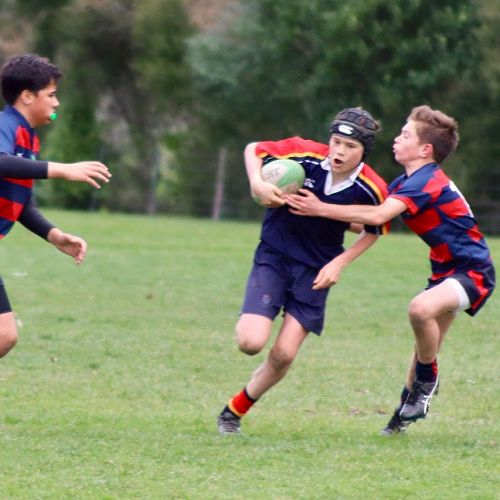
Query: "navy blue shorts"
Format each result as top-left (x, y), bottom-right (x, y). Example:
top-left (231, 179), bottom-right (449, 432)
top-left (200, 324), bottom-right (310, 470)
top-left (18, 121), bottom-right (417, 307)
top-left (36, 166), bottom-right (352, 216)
top-left (0, 277), bottom-right (12, 314)
top-left (241, 241), bottom-right (329, 335)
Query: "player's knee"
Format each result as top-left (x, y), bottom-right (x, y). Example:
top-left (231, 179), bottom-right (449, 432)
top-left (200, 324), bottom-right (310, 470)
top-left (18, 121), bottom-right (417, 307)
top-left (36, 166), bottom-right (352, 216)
top-left (235, 313), bottom-right (275, 355)
top-left (235, 330), bottom-right (263, 355)
top-left (237, 337), bottom-right (263, 355)
top-left (236, 333), bottom-right (265, 355)
top-left (235, 322), bottom-right (266, 355)
top-left (408, 298), bottom-right (432, 323)
top-left (269, 345), bottom-right (296, 371)
top-left (0, 328), bottom-right (17, 357)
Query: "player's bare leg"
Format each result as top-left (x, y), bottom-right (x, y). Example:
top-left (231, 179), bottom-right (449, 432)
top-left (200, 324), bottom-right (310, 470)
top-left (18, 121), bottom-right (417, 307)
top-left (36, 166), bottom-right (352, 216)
top-left (408, 281), bottom-right (459, 362)
top-left (246, 313), bottom-right (308, 399)
top-left (383, 285), bottom-right (458, 434)
top-left (404, 349), bottom-right (417, 391)
top-left (218, 313), bottom-right (308, 434)
top-left (400, 282), bottom-right (459, 421)
top-left (0, 312), bottom-right (18, 358)
top-left (403, 312), bottom-right (453, 388)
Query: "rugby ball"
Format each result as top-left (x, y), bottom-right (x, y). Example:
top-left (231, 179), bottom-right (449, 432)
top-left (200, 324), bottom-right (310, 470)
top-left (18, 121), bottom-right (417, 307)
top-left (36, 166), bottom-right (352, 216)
top-left (258, 158), bottom-right (305, 200)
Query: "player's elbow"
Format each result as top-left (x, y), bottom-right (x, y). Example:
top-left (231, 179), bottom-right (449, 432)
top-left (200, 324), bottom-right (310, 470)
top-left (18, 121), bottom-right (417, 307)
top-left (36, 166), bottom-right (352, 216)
top-left (369, 212), bottom-right (387, 227)
top-left (244, 142), bottom-right (258, 155)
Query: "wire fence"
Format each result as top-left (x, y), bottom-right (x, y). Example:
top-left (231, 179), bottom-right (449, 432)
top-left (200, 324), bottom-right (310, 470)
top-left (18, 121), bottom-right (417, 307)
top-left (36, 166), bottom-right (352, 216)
top-left (470, 202), bottom-right (500, 236)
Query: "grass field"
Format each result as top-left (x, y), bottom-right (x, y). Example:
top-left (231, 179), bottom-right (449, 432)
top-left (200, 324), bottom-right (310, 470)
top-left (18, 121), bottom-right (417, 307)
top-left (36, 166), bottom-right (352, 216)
top-left (0, 210), bottom-right (498, 499)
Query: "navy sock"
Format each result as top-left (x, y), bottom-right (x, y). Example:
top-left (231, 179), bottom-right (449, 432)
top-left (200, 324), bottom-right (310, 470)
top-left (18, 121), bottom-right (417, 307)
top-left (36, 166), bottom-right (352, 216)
top-left (415, 359), bottom-right (438, 382)
top-left (399, 386), bottom-right (410, 407)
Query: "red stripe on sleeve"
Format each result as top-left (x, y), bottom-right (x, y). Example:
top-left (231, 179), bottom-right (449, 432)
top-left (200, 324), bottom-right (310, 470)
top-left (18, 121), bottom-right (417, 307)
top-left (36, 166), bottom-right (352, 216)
top-left (389, 194), bottom-right (419, 215)
top-left (255, 137), bottom-right (328, 159)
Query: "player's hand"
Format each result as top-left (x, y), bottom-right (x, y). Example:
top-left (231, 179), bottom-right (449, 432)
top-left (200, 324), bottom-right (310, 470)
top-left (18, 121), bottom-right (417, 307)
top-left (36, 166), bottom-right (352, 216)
top-left (251, 180), bottom-right (285, 208)
top-left (48, 161), bottom-right (111, 189)
top-left (47, 228), bottom-right (87, 264)
top-left (285, 189), bottom-right (326, 217)
top-left (312, 260), bottom-right (343, 290)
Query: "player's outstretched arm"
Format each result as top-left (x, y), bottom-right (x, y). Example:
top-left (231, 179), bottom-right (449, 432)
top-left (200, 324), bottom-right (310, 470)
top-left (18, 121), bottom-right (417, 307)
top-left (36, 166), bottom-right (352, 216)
top-left (0, 155), bottom-right (111, 187)
top-left (47, 228), bottom-right (87, 264)
top-left (47, 161), bottom-right (111, 189)
top-left (18, 197), bottom-right (55, 240)
top-left (286, 189), bottom-right (406, 226)
top-left (312, 232), bottom-right (378, 290)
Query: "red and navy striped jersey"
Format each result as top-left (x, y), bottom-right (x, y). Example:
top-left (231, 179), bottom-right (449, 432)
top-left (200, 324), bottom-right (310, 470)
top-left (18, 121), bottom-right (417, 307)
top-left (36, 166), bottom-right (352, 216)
top-left (255, 136), bottom-right (389, 268)
top-left (0, 105), bottom-right (39, 239)
top-left (388, 163), bottom-right (492, 279)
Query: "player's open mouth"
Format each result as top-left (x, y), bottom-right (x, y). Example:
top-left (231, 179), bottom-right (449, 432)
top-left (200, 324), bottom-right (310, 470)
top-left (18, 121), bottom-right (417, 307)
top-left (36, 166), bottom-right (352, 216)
top-left (332, 158), bottom-right (344, 167)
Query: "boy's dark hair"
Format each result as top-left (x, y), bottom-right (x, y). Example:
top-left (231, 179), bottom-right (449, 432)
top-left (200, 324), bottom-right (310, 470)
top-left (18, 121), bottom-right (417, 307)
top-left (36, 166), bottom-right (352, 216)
top-left (0, 53), bottom-right (63, 105)
top-left (329, 107), bottom-right (381, 160)
top-left (409, 105), bottom-right (459, 163)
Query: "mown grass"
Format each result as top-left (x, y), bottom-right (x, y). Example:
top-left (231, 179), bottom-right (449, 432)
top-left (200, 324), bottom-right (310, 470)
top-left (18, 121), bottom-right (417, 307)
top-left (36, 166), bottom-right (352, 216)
top-left (0, 210), bottom-right (498, 499)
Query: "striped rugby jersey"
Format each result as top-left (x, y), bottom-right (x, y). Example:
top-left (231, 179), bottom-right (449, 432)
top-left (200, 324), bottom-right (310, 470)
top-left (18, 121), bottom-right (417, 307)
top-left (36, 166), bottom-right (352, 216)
top-left (255, 136), bottom-right (389, 268)
top-left (0, 105), bottom-right (39, 239)
top-left (388, 162), bottom-right (493, 280)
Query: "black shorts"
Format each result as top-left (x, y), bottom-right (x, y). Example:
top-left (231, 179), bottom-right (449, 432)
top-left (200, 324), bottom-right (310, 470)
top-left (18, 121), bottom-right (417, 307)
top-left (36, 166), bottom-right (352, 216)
top-left (427, 263), bottom-right (495, 317)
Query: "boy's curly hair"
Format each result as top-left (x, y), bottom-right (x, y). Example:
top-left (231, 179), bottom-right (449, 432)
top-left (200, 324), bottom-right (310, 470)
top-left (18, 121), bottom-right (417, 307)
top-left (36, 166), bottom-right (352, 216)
top-left (0, 53), bottom-right (63, 104)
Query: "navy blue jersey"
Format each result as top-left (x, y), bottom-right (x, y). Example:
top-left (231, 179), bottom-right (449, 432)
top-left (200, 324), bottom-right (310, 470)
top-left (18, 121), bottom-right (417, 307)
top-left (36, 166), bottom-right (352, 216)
top-left (256, 136), bottom-right (389, 268)
top-left (0, 105), bottom-right (39, 239)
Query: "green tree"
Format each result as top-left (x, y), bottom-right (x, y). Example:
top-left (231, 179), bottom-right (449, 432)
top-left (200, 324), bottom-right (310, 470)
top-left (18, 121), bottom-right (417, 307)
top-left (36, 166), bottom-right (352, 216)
top-left (3, 0), bottom-right (497, 225)
top-left (15, 0), bottom-right (193, 213)
top-left (183, 0), bottom-right (483, 218)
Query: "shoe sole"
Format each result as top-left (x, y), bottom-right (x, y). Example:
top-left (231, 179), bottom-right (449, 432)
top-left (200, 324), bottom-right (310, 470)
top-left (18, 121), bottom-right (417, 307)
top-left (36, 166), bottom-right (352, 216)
top-left (380, 428), bottom-right (407, 436)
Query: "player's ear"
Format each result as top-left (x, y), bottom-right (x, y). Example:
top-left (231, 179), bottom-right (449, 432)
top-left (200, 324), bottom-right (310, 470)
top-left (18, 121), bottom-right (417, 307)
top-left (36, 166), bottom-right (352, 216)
top-left (19, 89), bottom-right (34, 105)
top-left (420, 142), bottom-right (434, 160)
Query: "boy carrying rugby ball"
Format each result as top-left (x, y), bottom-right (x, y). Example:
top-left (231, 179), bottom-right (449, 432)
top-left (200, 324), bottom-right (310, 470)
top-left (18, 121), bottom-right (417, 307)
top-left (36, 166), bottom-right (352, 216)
top-left (217, 107), bottom-right (389, 435)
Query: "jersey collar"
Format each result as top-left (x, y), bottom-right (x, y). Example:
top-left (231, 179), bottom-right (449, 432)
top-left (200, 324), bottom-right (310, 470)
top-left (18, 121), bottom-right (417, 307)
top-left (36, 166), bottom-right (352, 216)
top-left (320, 158), bottom-right (364, 195)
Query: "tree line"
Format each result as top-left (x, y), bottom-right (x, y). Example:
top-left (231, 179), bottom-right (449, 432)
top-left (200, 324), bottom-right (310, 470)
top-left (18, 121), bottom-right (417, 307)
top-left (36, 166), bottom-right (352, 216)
top-left (1, 0), bottom-right (499, 230)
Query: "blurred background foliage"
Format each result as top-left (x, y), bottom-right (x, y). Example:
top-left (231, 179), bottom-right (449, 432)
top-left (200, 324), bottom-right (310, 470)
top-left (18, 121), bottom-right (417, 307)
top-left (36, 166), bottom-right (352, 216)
top-left (1, 0), bottom-right (499, 230)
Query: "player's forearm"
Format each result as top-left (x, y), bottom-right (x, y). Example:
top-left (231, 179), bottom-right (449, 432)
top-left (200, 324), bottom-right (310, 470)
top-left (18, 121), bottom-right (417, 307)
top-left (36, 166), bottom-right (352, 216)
top-left (336, 232), bottom-right (379, 267)
top-left (46, 162), bottom-right (74, 179)
top-left (46, 227), bottom-right (64, 245)
top-left (18, 198), bottom-right (55, 240)
top-left (321, 204), bottom-right (384, 226)
top-left (0, 154), bottom-right (48, 178)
